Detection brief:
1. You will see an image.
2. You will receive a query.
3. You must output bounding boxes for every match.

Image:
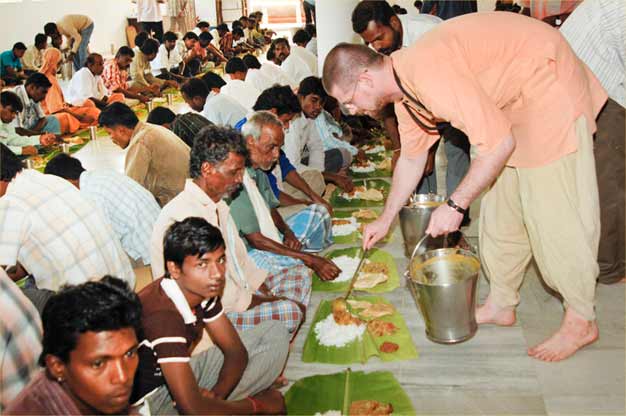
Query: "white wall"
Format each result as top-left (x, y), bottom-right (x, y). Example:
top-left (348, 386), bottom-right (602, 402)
top-left (0, 0), bottom-right (134, 55)
top-left (195, 0), bottom-right (218, 26)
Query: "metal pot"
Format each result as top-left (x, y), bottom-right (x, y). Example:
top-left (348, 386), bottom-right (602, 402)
top-left (399, 194), bottom-right (445, 258)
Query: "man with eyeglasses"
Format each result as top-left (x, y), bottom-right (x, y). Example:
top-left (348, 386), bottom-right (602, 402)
top-left (323, 12), bottom-right (606, 363)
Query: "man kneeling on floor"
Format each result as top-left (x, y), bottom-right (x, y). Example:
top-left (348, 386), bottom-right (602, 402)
top-left (136, 217), bottom-right (289, 414)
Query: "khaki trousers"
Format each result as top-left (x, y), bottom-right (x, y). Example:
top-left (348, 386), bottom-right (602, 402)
top-left (277, 170), bottom-right (326, 219)
top-left (479, 116), bottom-right (600, 320)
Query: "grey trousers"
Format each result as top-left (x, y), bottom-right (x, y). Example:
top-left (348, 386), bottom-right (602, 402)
top-left (146, 321), bottom-right (289, 415)
top-left (416, 131), bottom-right (470, 196)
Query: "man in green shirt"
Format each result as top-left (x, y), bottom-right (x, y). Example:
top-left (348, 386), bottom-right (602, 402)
top-left (0, 91), bottom-right (55, 155)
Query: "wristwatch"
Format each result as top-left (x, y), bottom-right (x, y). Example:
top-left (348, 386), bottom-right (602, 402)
top-left (446, 198), bottom-right (467, 215)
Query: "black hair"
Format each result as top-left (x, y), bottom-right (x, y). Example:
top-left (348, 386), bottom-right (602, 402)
top-left (0, 143), bottom-right (23, 182)
top-left (392, 5), bottom-right (408, 14)
top-left (140, 38), bottom-right (160, 56)
top-left (242, 54), bottom-right (261, 70)
top-left (201, 71), bottom-right (226, 90)
top-left (25, 72), bottom-right (52, 89)
top-left (271, 38), bottom-right (290, 50)
top-left (183, 32), bottom-right (199, 41)
top-left (239, 15), bottom-right (249, 22)
top-left (232, 20), bottom-right (243, 30)
top-left (305, 24), bottom-right (316, 38)
top-left (253, 85), bottom-right (301, 115)
top-left (116, 46), bottom-right (135, 58)
top-left (39, 276), bottom-right (142, 366)
top-left (1, 90), bottom-right (23, 112)
top-left (43, 22), bottom-right (58, 36)
top-left (85, 53), bottom-right (102, 66)
top-left (225, 57), bottom-right (247, 74)
top-left (34, 33), bottom-right (48, 46)
top-left (189, 125), bottom-right (247, 178)
top-left (43, 153), bottom-right (86, 180)
top-left (196, 21), bottom-right (210, 29)
top-left (13, 42), bottom-right (27, 51)
top-left (163, 217), bottom-right (225, 275)
top-left (199, 31), bottom-right (213, 45)
top-left (414, 1), bottom-right (423, 10)
top-left (351, 0), bottom-right (396, 34)
top-left (147, 106), bottom-right (176, 126)
top-left (134, 31), bottom-right (150, 49)
top-left (266, 45), bottom-right (275, 61)
top-left (232, 28), bottom-right (245, 38)
top-left (298, 76), bottom-right (327, 99)
top-left (171, 112), bottom-right (213, 148)
top-left (181, 78), bottom-right (209, 99)
top-left (217, 23), bottom-right (229, 33)
top-left (163, 31), bottom-right (178, 42)
top-left (98, 102), bottom-right (139, 129)
top-left (292, 29), bottom-right (311, 45)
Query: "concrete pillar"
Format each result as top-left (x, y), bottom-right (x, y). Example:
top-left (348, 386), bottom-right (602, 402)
top-left (316, 0), bottom-right (361, 76)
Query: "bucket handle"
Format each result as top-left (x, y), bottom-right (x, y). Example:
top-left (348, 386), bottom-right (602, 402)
top-left (409, 232), bottom-right (450, 261)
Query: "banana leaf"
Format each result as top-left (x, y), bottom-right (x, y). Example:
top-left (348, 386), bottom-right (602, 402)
top-left (312, 247), bottom-right (398, 294)
top-left (285, 369), bottom-right (416, 416)
top-left (302, 295), bottom-right (418, 364)
top-left (349, 163), bottom-right (392, 179)
top-left (330, 179), bottom-right (390, 208)
top-left (331, 209), bottom-right (390, 245)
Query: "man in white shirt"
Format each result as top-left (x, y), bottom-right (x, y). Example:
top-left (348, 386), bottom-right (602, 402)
top-left (305, 24), bottom-right (317, 56)
top-left (181, 76), bottom-right (247, 129)
top-left (221, 57), bottom-right (261, 111)
top-left (21, 34), bottom-right (48, 74)
top-left (242, 54), bottom-right (274, 92)
top-left (134, 0), bottom-right (165, 42)
top-left (67, 53), bottom-right (126, 109)
top-left (151, 31), bottom-right (185, 82)
top-left (269, 38), bottom-right (313, 85)
top-left (260, 50), bottom-right (297, 88)
top-left (291, 30), bottom-right (318, 75)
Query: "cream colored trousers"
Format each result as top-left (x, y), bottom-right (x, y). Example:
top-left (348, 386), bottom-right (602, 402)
top-left (277, 169), bottom-right (326, 219)
top-left (479, 116), bottom-right (600, 320)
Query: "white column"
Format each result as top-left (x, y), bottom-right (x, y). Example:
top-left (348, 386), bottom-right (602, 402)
top-left (316, 0), bottom-right (361, 75)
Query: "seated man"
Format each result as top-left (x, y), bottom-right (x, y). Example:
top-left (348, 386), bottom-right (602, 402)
top-left (44, 154), bottom-right (161, 267)
top-left (177, 32), bottom-right (202, 76)
top-left (229, 112), bottom-right (339, 279)
top-left (0, 143), bottom-right (135, 292)
top-left (253, 85), bottom-right (354, 192)
top-left (269, 38), bottom-right (314, 84)
top-left (44, 14), bottom-right (94, 70)
top-left (147, 106), bottom-right (213, 147)
top-left (0, 91), bottom-right (56, 156)
top-left (130, 39), bottom-right (177, 95)
top-left (181, 77), bottom-right (247, 129)
top-left (241, 54), bottom-right (274, 92)
top-left (0, 43), bottom-right (28, 86)
top-left (290, 31), bottom-right (318, 75)
top-left (305, 24), bottom-right (318, 56)
top-left (12, 73), bottom-right (61, 136)
top-left (222, 57), bottom-right (261, 110)
top-left (151, 31), bottom-right (186, 82)
top-left (150, 126), bottom-right (311, 336)
top-left (232, 27), bottom-right (255, 54)
top-left (67, 53), bottom-right (126, 110)
top-left (98, 103), bottom-right (190, 206)
top-left (292, 29), bottom-right (311, 49)
top-left (136, 217), bottom-right (288, 415)
top-left (22, 34), bottom-right (48, 74)
top-left (6, 276), bottom-right (142, 415)
top-left (0, 268), bottom-right (42, 412)
top-left (217, 23), bottom-right (235, 56)
top-left (102, 47), bottom-right (150, 105)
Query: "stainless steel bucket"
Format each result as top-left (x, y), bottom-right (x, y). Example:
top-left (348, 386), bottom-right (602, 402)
top-left (399, 194), bottom-right (445, 257)
top-left (61, 60), bottom-right (74, 81)
top-left (406, 237), bottom-right (480, 344)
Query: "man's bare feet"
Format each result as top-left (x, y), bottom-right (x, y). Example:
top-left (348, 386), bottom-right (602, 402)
top-left (528, 308), bottom-right (599, 362)
top-left (475, 295), bottom-right (516, 326)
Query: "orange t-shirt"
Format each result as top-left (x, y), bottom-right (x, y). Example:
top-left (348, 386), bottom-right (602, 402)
top-left (391, 11), bottom-right (607, 168)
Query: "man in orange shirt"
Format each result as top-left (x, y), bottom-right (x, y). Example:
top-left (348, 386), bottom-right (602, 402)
top-left (323, 12), bottom-right (606, 362)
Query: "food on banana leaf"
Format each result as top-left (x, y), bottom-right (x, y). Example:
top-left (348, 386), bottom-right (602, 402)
top-left (349, 400), bottom-right (393, 415)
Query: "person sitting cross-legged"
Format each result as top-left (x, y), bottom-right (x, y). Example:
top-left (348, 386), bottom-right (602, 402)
top-left (229, 111), bottom-right (339, 280)
top-left (102, 47), bottom-right (151, 105)
top-left (5, 276), bottom-right (142, 415)
top-left (67, 53), bottom-right (126, 110)
top-left (130, 39), bottom-right (178, 96)
top-left (135, 217), bottom-right (289, 415)
top-left (151, 31), bottom-right (187, 83)
top-left (0, 43), bottom-right (28, 86)
top-left (11, 73), bottom-right (61, 135)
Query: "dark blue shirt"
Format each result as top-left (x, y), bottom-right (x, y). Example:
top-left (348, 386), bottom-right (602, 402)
top-left (421, 1), bottom-right (477, 20)
top-left (266, 150), bottom-right (296, 198)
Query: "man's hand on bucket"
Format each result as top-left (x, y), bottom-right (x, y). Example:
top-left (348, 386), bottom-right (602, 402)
top-left (426, 204), bottom-right (464, 237)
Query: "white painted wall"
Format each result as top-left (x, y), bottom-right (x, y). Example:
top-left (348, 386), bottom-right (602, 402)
top-left (195, 0), bottom-right (218, 26)
top-left (316, 0), bottom-right (361, 72)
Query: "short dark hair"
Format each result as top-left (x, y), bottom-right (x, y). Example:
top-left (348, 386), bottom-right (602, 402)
top-left (298, 76), bottom-right (327, 99)
top-left (34, 33), bottom-right (48, 46)
top-left (140, 38), bottom-right (160, 56)
top-left (242, 54), bottom-right (261, 70)
top-left (305, 24), bottom-right (316, 38)
top-left (183, 31), bottom-right (199, 41)
top-left (1, 90), bottom-right (23, 112)
top-left (271, 38), bottom-right (290, 50)
top-left (225, 57), bottom-right (247, 74)
top-left (292, 29), bottom-right (311, 45)
top-left (190, 125), bottom-right (247, 178)
top-left (116, 46), bottom-right (135, 58)
top-left (201, 71), bottom-right (226, 90)
top-left (39, 276), bottom-right (142, 366)
top-left (163, 217), bottom-right (225, 276)
top-left (134, 31), bottom-right (150, 49)
top-left (0, 143), bottom-right (23, 182)
top-left (163, 31), bottom-right (178, 42)
top-left (196, 21), bottom-right (210, 29)
top-left (44, 153), bottom-right (86, 180)
top-left (85, 53), bottom-right (102, 66)
top-left (13, 42), bottom-right (27, 52)
top-left (351, 0), bottom-right (396, 33)
top-left (253, 85), bottom-right (301, 116)
top-left (43, 22), bottom-right (58, 36)
top-left (217, 23), bottom-right (229, 32)
top-left (181, 78), bottom-right (209, 99)
top-left (25, 72), bottom-right (52, 89)
top-left (232, 20), bottom-right (243, 30)
top-left (232, 28), bottom-right (245, 37)
top-left (147, 106), bottom-right (176, 126)
top-left (392, 5), bottom-right (407, 14)
top-left (199, 31), bottom-right (213, 45)
top-left (239, 16), bottom-right (249, 22)
top-left (171, 113), bottom-right (213, 147)
top-left (266, 46), bottom-right (275, 61)
top-left (98, 102), bottom-right (139, 129)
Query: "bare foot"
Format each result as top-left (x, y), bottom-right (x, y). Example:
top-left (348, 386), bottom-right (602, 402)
top-left (270, 375), bottom-right (288, 389)
top-left (527, 308), bottom-right (599, 362)
top-left (475, 295), bottom-right (516, 326)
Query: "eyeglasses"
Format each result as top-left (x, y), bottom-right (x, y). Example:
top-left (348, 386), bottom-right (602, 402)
top-left (338, 70), bottom-right (366, 115)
